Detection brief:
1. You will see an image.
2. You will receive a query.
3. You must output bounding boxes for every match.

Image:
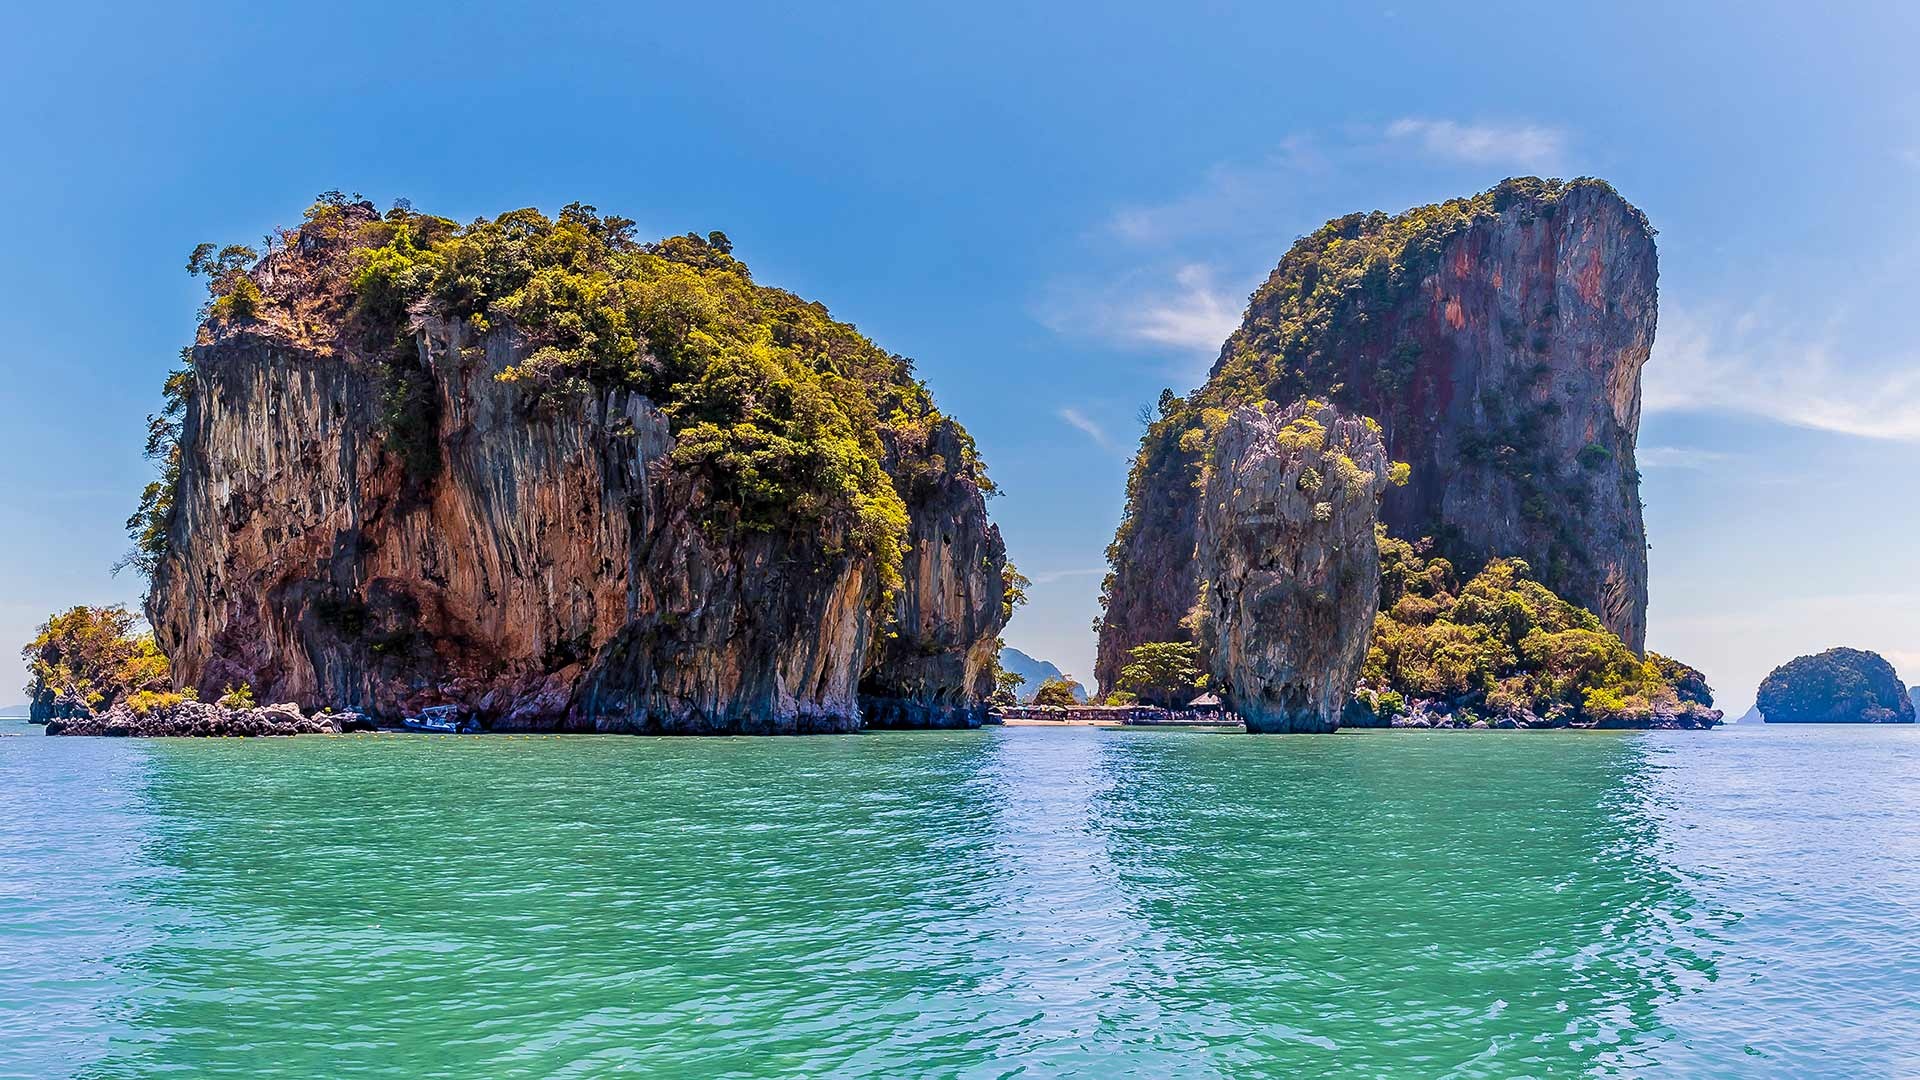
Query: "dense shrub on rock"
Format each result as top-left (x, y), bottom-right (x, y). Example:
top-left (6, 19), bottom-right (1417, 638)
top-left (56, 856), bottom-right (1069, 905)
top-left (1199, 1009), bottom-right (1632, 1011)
top-left (1363, 533), bottom-right (1716, 727)
top-left (21, 605), bottom-right (181, 723)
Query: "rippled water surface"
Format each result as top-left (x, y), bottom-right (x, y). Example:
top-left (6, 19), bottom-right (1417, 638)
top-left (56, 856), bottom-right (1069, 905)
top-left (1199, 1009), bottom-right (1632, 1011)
top-left (3, 721), bottom-right (1918, 1077)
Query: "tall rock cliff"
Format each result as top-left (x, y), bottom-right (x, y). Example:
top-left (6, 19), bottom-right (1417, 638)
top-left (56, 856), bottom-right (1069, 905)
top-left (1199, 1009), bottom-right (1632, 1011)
top-left (858, 420), bottom-right (1010, 729)
top-left (1098, 178), bottom-right (1655, 693)
top-left (1195, 401), bottom-right (1392, 732)
top-left (143, 200), bottom-right (1009, 733)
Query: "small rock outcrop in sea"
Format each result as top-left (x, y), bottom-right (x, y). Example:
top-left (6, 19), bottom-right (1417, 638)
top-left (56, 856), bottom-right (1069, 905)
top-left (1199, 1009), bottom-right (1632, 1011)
top-left (1195, 400), bottom-right (1393, 733)
top-left (137, 199), bottom-right (1010, 734)
top-left (28, 691), bottom-right (87, 727)
top-left (45, 700), bottom-right (339, 737)
top-left (1756, 648), bottom-right (1916, 724)
top-left (1097, 178), bottom-right (1657, 694)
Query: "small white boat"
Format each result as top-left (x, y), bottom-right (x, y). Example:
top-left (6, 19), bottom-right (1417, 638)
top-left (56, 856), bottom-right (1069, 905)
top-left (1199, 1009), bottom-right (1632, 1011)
top-left (401, 705), bottom-right (480, 734)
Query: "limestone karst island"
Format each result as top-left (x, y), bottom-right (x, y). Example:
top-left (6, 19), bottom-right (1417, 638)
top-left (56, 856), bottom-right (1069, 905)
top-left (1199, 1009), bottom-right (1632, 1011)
top-left (7, 6), bottom-right (1920, 1075)
top-left (29, 182), bottom-right (1733, 737)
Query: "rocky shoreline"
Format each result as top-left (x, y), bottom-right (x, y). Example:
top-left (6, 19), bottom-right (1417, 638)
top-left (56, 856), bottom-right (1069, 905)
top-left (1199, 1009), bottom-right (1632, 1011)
top-left (44, 700), bottom-right (375, 738)
top-left (42, 697), bottom-right (1722, 737)
top-left (988, 700), bottom-right (1719, 731)
top-left (1359, 698), bottom-right (1721, 731)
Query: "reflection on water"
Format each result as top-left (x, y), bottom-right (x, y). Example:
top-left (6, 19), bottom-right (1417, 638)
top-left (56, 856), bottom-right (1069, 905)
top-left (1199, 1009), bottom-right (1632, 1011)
top-left (1093, 731), bottom-right (1716, 1075)
top-left (1, 723), bottom-right (1917, 1077)
top-left (0, 730), bottom-right (166, 1078)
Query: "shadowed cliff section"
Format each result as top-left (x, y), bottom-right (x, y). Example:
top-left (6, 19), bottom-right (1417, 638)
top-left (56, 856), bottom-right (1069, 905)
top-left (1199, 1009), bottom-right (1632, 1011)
top-left (1097, 177), bottom-right (1657, 694)
top-left (141, 197), bottom-right (1010, 733)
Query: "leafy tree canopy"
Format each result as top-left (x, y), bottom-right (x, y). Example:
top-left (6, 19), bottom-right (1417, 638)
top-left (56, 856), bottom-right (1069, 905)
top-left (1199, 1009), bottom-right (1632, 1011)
top-left (22, 605), bottom-right (177, 715)
top-left (1116, 640), bottom-right (1207, 708)
top-left (136, 196), bottom-right (1000, 600)
top-left (1032, 677), bottom-right (1080, 707)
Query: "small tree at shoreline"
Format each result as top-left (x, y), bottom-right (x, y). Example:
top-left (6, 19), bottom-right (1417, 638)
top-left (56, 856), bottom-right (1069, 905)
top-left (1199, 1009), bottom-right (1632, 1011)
top-left (1116, 641), bottom-right (1206, 708)
top-left (1033, 677), bottom-right (1079, 707)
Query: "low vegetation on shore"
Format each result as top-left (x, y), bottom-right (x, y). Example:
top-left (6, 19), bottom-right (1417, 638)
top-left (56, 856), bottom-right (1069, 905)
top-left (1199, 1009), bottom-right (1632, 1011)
top-left (1358, 531), bottom-right (1717, 727)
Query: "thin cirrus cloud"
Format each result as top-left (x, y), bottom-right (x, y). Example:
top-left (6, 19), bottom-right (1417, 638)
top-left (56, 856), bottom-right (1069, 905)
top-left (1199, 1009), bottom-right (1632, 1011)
top-left (1129, 264), bottom-right (1241, 353)
top-left (1382, 118), bottom-right (1568, 171)
top-left (1646, 306), bottom-right (1920, 441)
top-left (1027, 567), bottom-right (1108, 586)
top-left (1636, 446), bottom-right (1734, 470)
top-left (1036, 263), bottom-right (1242, 360)
top-left (1102, 136), bottom-right (1325, 248)
top-left (1056, 406), bottom-right (1118, 453)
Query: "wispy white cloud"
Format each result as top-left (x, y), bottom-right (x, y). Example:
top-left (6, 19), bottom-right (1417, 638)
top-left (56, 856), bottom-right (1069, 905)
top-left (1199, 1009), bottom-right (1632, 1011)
top-left (1383, 118), bottom-right (1568, 171)
top-left (1646, 306), bottom-right (1920, 440)
top-left (1057, 407), bottom-right (1118, 452)
top-left (1027, 567), bottom-right (1108, 585)
top-left (1884, 649), bottom-right (1920, 680)
top-left (1636, 446), bottom-right (1734, 469)
top-left (1103, 137), bottom-right (1325, 248)
top-left (1035, 262), bottom-right (1244, 366)
top-left (1125, 264), bottom-right (1241, 353)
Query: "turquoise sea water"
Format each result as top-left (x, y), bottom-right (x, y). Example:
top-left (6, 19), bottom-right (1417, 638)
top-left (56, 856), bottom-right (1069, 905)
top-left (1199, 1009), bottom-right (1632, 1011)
top-left (2, 720), bottom-right (1917, 1078)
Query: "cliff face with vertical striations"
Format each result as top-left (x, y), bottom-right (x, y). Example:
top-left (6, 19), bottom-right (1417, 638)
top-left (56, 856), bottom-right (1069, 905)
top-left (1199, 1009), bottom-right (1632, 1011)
top-left (858, 419), bottom-right (1010, 728)
top-left (1098, 178), bottom-right (1656, 693)
top-left (1196, 401), bottom-right (1392, 732)
top-left (144, 200), bottom-right (1008, 733)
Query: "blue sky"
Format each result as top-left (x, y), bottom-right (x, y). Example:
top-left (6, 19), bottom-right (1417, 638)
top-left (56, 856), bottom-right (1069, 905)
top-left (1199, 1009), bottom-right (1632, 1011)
top-left (3, 1), bottom-right (1916, 715)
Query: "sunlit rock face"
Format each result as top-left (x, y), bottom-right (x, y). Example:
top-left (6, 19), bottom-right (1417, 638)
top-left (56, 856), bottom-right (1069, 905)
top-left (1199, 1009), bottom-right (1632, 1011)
top-left (1195, 400), bottom-right (1391, 733)
top-left (858, 419), bottom-right (1010, 730)
top-left (147, 206), bottom-right (1007, 734)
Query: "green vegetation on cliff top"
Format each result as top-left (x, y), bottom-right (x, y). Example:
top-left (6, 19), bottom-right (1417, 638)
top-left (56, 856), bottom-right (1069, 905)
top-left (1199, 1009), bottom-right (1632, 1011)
top-left (1203, 176), bottom-right (1643, 409)
top-left (133, 195), bottom-right (1002, 599)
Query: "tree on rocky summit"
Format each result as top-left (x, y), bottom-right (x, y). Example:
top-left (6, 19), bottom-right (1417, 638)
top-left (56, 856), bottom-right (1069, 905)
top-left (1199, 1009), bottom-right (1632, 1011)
top-left (1117, 641), bottom-right (1206, 708)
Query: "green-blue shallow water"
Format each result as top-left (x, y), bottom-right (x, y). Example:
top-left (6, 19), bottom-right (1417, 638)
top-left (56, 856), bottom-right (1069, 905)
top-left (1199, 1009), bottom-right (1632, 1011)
top-left (3, 721), bottom-right (1918, 1078)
